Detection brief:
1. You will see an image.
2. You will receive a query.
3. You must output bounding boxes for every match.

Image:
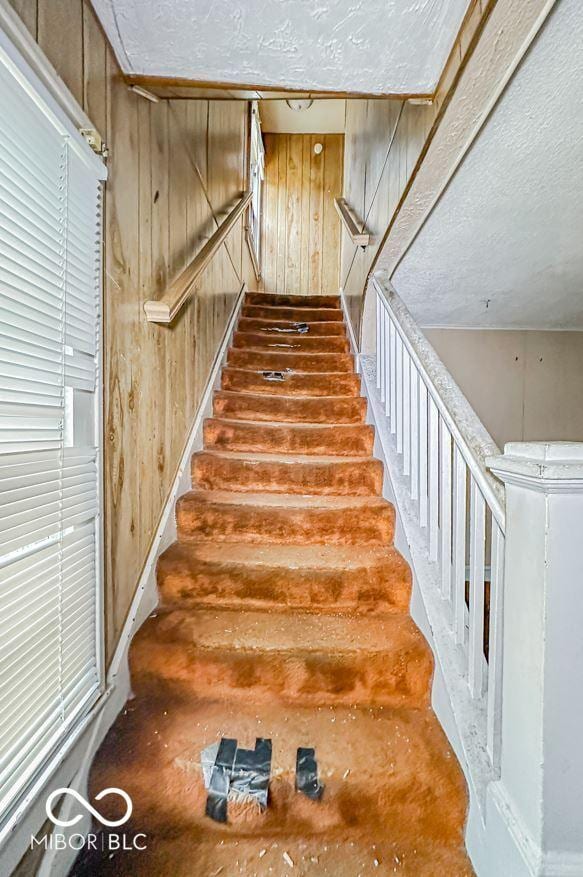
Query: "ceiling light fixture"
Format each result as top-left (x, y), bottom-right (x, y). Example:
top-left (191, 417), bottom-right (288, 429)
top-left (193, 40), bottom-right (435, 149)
top-left (286, 99), bottom-right (313, 111)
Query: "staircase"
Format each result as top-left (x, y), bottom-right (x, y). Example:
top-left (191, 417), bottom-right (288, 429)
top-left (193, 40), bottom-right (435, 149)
top-left (77, 293), bottom-right (473, 876)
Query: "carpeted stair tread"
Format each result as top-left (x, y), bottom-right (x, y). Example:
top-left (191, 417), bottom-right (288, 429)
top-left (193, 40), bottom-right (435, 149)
top-left (176, 489), bottom-right (395, 545)
top-left (130, 608), bottom-right (432, 708)
top-left (204, 417), bottom-right (374, 455)
top-left (246, 291), bottom-right (341, 308)
top-left (221, 366), bottom-right (361, 397)
top-left (79, 697), bottom-right (471, 877)
top-left (212, 390), bottom-right (367, 423)
top-left (227, 348), bottom-right (355, 373)
top-left (237, 317), bottom-right (347, 335)
top-left (157, 541), bottom-right (411, 612)
top-left (242, 304), bottom-right (344, 322)
top-left (135, 606), bottom-right (428, 655)
top-left (192, 449), bottom-right (383, 495)
top-left (232, 330), bottom-right (350, 352)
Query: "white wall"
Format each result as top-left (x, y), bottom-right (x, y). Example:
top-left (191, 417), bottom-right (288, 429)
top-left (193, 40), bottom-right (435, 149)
top-left (260, 99), bottom-right (345, 133)
top-left (393, 0), bottom-right (583, 331)
top-left (425, 328), bottom-right (583, 448)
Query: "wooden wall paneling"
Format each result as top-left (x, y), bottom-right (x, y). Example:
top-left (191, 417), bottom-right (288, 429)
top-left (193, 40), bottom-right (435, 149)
top-left (275, 133), bottom-right (288, 292)
top-left (308, 133), bottom-right (324, 293)
top-left (7, 0), bottom-right (37, 38)
top-left (149, 99), bottom-right (170, 527)
top-left (37, 0), bottom-right (83, 106)
top-left (81, 1), bottom-right (107, 136)
top-left (260, 133), bottom-right (277, 292)
top-left (260, 133), bottom-right (343, 295)
top-left (299, 135), bottom-right (311, 292)
top-left (321, 133), bottom-right (343, 293)
top-left (103, 46), bottom-right (141, 659)
top-left (136, 98), bottom-right (156, 550)
top-left (340, 99), bottom-right (441, 338)
top-left (286, 134), bottom-right (302, 292)
top-left (184, 100), bottom-right (209, 408)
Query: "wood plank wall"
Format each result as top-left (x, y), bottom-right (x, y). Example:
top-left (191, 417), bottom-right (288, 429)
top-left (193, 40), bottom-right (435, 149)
top-left (8, 0), bottom-right (253, 662)
top-left (260, 133), bottom-right (344, 295)
top-left (341, 100), bottom-right (435, 335)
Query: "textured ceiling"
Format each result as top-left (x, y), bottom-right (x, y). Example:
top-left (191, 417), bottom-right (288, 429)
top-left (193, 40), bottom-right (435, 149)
top-left (393, 0), bottom-right (583, 330)
top-left (91, 0), bottom-right (470, 94)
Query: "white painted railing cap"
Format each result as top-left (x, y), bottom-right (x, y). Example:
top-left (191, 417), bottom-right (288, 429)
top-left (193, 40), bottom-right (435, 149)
top-left (487, 441), bottom-right (583, 489)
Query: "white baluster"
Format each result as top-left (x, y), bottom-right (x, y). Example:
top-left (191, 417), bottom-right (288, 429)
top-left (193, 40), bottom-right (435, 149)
top-left (389, 321), bottom-right (397, 434)
top-left (419, 380), bottom-right (428, 528)
top-left (396, 334), bottom-right (403, 456)
top-left (468, 478), bottom-right (486, 697)
top-left (403, 350), bottom-right (411, 477)
top-left (428, 396), bottom-right (439, 561)
top-left (486, 520), bottom-right (504, 769)
top-left (384, 308), bottom-right (391, 418)
top-left (376, 292), bottom-right (384, 390)
top-left (440, 419), bottom-right (452, 601)
top-left (410, 367), bottom-right (419, 502)
top-left (379, 304), bottom-right (386, 403)
top-left (453, 445), bottom-right (467, 646)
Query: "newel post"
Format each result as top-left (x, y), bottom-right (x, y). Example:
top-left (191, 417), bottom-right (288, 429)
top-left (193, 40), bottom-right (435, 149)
top-left (485, 442), bottom-right (583, 877)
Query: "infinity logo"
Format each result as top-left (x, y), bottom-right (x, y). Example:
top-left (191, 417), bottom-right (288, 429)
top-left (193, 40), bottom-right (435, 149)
top-left (46, 788), bottom-right (133, 828)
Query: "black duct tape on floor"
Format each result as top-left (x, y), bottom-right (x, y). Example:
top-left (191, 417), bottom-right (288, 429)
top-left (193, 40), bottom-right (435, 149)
top-left (231, 738), bottom-right (272, 809)
top-left (260, 323), bottom-right (309, 334)
top-left (203, 737), bottom-right (272, 822)
top-left (295, 747), bottom-right (324, 800)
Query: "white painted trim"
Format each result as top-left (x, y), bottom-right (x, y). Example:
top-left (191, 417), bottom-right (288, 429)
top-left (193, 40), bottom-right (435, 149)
top-left (373, 274), bottom-right (505, 527)
top-left (0, 286), bottom-right (245, 877)
top-left (339, 287), bottom-right (361, 374)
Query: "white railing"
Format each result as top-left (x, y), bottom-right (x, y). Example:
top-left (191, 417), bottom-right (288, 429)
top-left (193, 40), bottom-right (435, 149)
top-left (372, 276), bottom-right (505, 772)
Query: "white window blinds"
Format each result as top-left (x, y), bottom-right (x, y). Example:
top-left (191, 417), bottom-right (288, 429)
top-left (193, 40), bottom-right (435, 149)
top-left (0, 31), bottom-right (106, 823)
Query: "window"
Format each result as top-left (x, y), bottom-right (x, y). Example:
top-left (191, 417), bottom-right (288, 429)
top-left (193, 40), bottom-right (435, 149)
top-left (0, 27), bottom-right (105, 824)
top-left (248, 102), bottom-right (265, 265)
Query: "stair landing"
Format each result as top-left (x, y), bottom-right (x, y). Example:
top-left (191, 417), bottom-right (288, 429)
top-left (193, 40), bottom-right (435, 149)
top-left (74, 292), bottom-right (472, 876)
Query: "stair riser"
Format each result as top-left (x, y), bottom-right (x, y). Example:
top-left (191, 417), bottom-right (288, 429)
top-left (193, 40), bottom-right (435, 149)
top-left (204, 420), bottom-right (375, 456)
top-left (227, 349), bottom-right (354, 373)
top-left (130, 642), bottom-right (431, 709)
top-left (242, 305), bottom-right (344, 322)
top-left (221, 368), bottom-right (361, 397)
top-left (192, 453), bottom-right (383, 495)
top-left (176, 498), bottom-right (394, 545)
top-left (212, 392), bottom-right (367, 424)
top-left (245, 292), bottom-right (341, 309)
top-left (237, 318), bottom-right (347, 336)
top-left (232, 331), bottom-right (350, 353)
top-left (158, 556), bottom-right (411, 613)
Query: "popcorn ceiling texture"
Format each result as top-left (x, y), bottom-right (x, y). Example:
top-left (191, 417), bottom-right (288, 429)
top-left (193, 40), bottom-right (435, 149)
top-left (91, 0), bottom-right (470, 93)
top-left (392, 0), bottom-right (583, 329)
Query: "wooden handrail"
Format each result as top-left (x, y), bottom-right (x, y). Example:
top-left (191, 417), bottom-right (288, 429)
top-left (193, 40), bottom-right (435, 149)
top-left (244, 223), bottom-right (261, 282)
top-left (334, 197), bottom-right (370, 247)
top-left (144, 190), bottom-right (252, 324)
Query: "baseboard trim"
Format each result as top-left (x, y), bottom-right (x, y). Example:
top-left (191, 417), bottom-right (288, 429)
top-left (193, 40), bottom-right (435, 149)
top-left (339, 287), bottom-right (361, 373)
top-left (0, 284), bottom-right (246, 877)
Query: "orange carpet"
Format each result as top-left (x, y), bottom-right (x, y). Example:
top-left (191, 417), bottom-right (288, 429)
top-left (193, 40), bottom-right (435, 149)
top-left (73, 292), bottom-right (473, 876)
